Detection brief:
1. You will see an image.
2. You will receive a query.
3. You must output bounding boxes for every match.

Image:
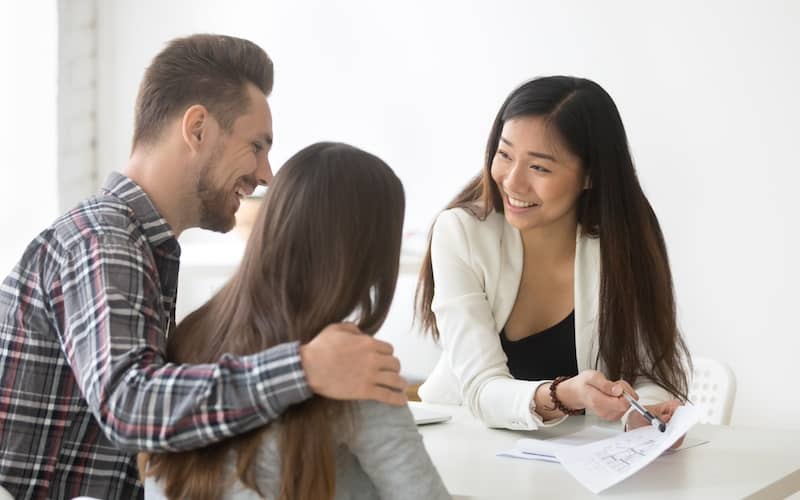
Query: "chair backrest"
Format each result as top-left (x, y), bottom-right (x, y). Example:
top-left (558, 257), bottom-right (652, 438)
top-left (689, 356), bottom-right (736, 425)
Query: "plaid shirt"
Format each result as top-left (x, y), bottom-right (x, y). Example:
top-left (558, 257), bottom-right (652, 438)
top-left (0, 173), bottom-right (311, 499)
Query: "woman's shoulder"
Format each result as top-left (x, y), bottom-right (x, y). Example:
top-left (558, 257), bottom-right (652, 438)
top-left (436, 205), bottom-right (507, 238)
top-left (344, 401), bottom-right (420, 448)
top-left (431, 206), bottom-right (518, 272)
top-left (353, 400), bottom-right (416, 428)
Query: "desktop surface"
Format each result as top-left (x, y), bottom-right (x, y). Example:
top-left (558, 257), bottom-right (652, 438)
top-left (417, 403), bottom-right (800, 499)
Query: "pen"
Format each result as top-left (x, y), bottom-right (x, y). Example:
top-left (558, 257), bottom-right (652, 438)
top-left (622, 391), bottom-right (666, 432)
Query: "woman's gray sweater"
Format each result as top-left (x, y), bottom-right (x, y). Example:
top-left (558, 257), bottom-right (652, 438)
top-left (145, 401), bottom-right (450, 500)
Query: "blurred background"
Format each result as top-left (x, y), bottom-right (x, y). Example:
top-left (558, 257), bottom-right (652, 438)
top-left (1, 0), bottom-right (797, 430)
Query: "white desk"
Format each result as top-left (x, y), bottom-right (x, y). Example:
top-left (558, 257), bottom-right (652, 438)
top-left (416, 403), bottom-right (800, 499)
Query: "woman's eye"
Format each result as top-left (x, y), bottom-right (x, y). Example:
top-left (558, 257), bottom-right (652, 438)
top-left (252, 143), bottom-right (263, 153)
top-left (497, 150), bottom-right (511, 160)
top-left (530, 165), bottom-right (551, 173)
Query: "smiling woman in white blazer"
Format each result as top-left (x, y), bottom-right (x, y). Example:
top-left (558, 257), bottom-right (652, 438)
top-left (416, 76), bottom-right (691, 432)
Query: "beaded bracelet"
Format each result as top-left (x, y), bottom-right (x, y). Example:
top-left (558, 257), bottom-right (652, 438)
top-left (549, 376), bottom-right (584, 416)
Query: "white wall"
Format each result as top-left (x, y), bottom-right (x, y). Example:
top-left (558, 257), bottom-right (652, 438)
top-left (96, 0), bottom-right (800, 429)
top-left (0, 3), bottom-right (58, 274)
top-left (58, 0), bottom-right (99, 212)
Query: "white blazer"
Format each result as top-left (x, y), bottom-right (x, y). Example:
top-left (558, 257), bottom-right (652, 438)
top-left (418, 208), bottom-right (671, 430)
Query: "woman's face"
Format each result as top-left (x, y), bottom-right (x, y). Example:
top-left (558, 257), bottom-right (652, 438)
top-left (490, 115), bottom-right (587, 234)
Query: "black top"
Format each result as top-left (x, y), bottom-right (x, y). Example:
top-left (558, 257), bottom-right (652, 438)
top-left (500, 310), bottom-right (579, 381)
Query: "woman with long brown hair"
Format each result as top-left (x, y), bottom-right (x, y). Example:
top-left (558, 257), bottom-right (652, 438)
top-left (416, 76), bottom-right (691, 435)
top-left (140, 142), bottom-right (449, 499)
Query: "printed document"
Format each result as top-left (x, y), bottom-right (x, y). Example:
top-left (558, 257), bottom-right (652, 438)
top-left (554, 404), bottom-right (701, 493)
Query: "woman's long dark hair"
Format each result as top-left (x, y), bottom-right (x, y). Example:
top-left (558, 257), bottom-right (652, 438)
top-left (415, 76), bottom-right (690, 401)
top-left (140, 142), bottom-right (406, 500)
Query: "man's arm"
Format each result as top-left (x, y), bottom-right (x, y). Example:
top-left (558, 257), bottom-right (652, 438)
top-left (55, 236), bottom-right (313, 452)
top-left (56, 236), bottom-right (406, 453)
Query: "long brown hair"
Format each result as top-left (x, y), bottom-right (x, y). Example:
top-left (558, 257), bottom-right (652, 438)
top-left (140, 142), bottom-right (406, 499)
top-left (415, 76), bottom-right (690, 400)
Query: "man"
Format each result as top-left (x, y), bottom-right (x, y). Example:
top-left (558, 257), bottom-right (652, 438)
top-left (0, 34), bottom-right (407, 499)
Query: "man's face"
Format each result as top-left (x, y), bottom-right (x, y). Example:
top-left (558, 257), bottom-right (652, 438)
top-left (196, 84), bottom-right (273, 233)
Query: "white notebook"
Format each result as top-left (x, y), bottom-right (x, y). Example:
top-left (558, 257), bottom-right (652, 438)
top-left (409, 403), bottom-right (452, 425)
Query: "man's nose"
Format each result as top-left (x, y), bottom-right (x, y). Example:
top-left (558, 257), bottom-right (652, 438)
top-left (257, 156), bottom-right (273, 186)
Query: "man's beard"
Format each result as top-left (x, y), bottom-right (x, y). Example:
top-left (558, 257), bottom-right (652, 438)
top-left (196, 152), bottom-right (236, 233)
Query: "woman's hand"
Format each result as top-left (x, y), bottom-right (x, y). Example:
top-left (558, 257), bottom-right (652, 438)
top-left (558, 370), bottom-right (638, 420)
top-left (626, 399), bottom-right (685, 449)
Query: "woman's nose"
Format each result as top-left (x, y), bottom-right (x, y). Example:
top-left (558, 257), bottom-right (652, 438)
top-left (504, 162), bottom-right (528, 193)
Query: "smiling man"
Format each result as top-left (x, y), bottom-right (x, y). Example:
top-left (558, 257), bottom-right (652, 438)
top-left (0, 34), bottom-right (406, 499)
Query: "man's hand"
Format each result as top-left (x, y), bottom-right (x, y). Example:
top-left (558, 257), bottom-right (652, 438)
top-left (627, 399), bottom-right (685, 449)
top-left (299, 323), bottom-right (408, 406)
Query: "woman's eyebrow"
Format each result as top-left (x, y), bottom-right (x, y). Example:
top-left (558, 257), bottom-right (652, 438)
top-left (500, 137), bottom-right (556, 161)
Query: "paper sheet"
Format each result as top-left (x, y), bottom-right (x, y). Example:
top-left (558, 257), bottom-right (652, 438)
top-left (497, 426), bottom-right (618, 461)
top-left (498, 422), bottom-right (707, 464)
top-left (554, 404), bottom-right (701, 493)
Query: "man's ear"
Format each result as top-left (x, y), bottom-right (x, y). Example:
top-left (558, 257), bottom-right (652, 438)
top-left (181, 104), bottom-right (209, 153)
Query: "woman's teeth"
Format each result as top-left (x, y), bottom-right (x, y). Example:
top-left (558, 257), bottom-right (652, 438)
top-left (508, 196), bottom-right (536, 208)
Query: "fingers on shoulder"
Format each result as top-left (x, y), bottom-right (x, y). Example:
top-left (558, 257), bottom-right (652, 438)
top-left (368, 385), bottom-right (408, 407)
top-left (363, 349), bottom-right (401, 373)
top-left (375, 371), bottom-right (408, 391)
top-left (370, 337), bottom-right (395, 354)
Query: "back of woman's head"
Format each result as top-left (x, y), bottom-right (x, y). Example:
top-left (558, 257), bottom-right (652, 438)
top-left (224, 142), bottom-right (405, 356)
top-left (146, 142), bottom-right (406, 500)
top-left (174, 141), bottom-right (405, 363)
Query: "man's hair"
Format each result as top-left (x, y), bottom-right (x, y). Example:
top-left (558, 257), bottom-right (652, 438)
top-left (132, 33), bottom-right (273, 148)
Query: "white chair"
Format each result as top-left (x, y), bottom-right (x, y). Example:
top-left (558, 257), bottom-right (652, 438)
top-left (689, 356), bottom-right (736, 425)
